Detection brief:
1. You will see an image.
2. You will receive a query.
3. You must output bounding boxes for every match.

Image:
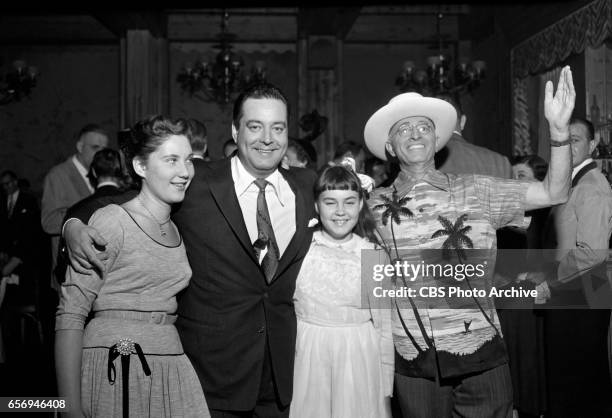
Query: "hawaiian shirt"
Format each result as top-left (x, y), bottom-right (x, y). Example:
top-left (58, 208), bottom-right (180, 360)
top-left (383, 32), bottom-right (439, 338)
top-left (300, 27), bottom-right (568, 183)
top-left (368, 168), bottom-right (530, 378)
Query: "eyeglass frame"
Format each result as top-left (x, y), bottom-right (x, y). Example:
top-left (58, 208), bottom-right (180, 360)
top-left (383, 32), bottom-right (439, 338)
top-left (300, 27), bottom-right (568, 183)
top-left (388, 119), bottom-right (436, 140)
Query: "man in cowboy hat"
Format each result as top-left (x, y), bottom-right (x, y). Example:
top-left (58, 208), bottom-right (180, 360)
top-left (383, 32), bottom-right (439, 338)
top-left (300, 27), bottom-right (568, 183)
top-left (365, 66), bottom-right (575, 417)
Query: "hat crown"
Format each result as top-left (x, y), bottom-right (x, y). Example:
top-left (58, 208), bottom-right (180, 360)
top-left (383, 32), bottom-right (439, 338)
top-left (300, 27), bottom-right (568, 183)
top-left (389, 92), bottom-right (423, 105)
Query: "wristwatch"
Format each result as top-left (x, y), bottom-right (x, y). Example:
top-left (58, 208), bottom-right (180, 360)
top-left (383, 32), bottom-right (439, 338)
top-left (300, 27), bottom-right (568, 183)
top-left (550, 138), bottom-right (572, 147)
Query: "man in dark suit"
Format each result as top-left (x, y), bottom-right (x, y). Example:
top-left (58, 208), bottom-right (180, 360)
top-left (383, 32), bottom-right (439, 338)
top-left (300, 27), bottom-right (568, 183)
top-left (1, 169), bottom-right (43, 293)
top-left (64, 84), bottom-right (317, 417)
top-left (0, 170), bottom-right (45, 359)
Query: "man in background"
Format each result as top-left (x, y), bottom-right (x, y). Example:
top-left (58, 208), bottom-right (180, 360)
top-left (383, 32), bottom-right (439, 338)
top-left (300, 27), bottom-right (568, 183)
top-left (41, 124), bottom-right (109, 292)
top-left (435, 93), bottom-right (512, 178)
top-left (0, 170), bottom-right (45, 362)
top-left (333, 140), bottom-right (367, 173)
top-left (187, 119), bottom-right (209, 161)
top-left (535, 117), bottom-right (612, 417)
top-left (54, 148), bottom-right (130, 285)
top-left (282, 139), bottom-right (311, 169)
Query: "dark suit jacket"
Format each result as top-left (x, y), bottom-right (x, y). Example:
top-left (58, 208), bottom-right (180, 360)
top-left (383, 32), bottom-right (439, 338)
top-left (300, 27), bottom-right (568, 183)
top-left (54, 185), bottom-right (135, 284)
top-left (436, 133), bottom-right (512, 178)
top-left (1, 191), bottom-right (42, 260)
top-left (173, 158), bottom-right (316, 411)
top-left (0, 191), bottom-right (44, 304)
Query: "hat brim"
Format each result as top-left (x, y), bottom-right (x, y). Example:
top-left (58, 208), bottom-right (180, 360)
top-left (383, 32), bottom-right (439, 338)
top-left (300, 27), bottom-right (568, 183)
top-left (364, 93), bottom-right (457, 161)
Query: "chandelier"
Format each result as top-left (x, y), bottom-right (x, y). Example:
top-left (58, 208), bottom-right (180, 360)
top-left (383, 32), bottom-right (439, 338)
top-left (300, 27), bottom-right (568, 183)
top-left (395, 12), bottom-right (485, 96)
top-left (0, 59), bottom-right (38, 105)
top-left (176, 10), bottom-right (267, 105)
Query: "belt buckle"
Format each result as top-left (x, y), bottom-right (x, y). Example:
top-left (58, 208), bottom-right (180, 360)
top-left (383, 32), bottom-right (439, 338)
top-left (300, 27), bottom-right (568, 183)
top-left (150, 312), bottom-right (167, 324)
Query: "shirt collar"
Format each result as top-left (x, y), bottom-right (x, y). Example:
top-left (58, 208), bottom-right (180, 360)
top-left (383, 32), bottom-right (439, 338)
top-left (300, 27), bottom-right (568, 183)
top-left (97, 180), bottom-right (120, 189)
top-left (311, 230), bottom-right (364, 254)
top-left (392, 167), bottom-right (450, 197)
top-left (231, 155), bottom-right (287, 206)
top-left (572, 158), bottom-right (594, 180)
top-left (9, 189), bottom-right (19, 202)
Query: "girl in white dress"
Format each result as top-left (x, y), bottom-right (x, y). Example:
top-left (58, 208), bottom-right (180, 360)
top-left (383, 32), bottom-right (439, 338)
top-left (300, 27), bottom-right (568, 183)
top-left (290, 165), bottom-right (393, 418)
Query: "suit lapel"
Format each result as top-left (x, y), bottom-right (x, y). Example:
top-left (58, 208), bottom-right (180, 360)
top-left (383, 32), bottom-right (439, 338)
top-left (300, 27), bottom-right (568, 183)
top-left (67, 159), bottom-right (92, 197)
top-left (11, 193), bottom-right (23, 218)
top-left (206, 160), bottom-right (259, 264)
top-left (571, 161), bottom-right (597, 187)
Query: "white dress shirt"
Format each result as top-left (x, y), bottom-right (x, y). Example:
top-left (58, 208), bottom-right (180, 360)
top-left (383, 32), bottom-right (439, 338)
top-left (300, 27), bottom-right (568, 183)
top-left (231, 156), bottom-right (296, 261)
top-left (6, 190), bottom-right (19, 217)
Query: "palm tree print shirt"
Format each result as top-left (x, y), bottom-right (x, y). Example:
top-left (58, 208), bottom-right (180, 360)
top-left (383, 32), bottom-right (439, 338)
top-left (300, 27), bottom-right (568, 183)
top-left (368, 168), bottom-right (531, 378)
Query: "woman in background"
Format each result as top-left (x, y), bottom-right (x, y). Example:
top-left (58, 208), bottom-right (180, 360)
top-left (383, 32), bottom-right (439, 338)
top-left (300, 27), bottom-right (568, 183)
top-left (498, 154), bottom-right (549, 418)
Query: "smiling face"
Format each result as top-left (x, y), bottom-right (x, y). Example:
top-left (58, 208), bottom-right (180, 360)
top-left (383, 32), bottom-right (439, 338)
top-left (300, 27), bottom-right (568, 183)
top-left (385, 116), bottom-right (438, 167)
top-left (134, 134), bottom-right (194, 204)
top-left (315, 189), bottom-right (363, 243)
top-left (233, 98), bottom-right (288, 178)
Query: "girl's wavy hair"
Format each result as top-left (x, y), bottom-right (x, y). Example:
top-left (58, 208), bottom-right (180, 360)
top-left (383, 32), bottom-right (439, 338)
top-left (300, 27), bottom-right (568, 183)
top-left (314, 165), bottom-right (377, 243)
top-left (120, 115), bottom-right (190, 184)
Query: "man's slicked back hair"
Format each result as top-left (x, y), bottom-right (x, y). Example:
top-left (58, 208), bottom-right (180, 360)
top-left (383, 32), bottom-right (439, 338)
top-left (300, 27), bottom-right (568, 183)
top-left (232, 83), bottom-right (289, 129)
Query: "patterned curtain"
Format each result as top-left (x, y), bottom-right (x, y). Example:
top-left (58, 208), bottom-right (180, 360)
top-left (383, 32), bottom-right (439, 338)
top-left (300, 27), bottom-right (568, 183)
top-left (513, 0), bottom-right (611, 78)
top-left (511, 0), bottom-right (612, 154)
top-left (513, 77), bottom-right (531, 156)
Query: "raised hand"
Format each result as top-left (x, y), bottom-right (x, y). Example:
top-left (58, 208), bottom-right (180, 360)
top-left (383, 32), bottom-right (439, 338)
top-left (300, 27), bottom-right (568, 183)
top-left (544, 66), bottom-right (576, 142)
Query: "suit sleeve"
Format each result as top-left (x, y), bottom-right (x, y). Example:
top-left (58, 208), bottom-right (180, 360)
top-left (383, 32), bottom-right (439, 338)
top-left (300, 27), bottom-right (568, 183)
top-left (41, 169), bottom-right (70, 235)
top-left (554, 186), bottom-right (612, 284)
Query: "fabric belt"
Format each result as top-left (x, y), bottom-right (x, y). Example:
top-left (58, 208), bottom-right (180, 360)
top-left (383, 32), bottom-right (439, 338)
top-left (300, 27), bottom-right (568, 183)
top-left (94, 310), bottom-right (177, 325)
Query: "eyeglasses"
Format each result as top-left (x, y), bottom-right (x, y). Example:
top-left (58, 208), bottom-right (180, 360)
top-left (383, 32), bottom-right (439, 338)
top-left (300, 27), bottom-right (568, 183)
top-left (391, 122), bottom-right (434, 139)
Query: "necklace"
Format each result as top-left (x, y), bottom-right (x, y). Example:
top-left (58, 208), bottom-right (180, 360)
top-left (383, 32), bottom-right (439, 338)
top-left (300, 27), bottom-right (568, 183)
top-left (137, 196), bottom-right (171, 236)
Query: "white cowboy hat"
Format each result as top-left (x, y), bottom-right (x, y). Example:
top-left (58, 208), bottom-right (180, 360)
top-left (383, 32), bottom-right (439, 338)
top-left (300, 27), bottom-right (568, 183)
top-left (363, 92), bottom-right (457, 160)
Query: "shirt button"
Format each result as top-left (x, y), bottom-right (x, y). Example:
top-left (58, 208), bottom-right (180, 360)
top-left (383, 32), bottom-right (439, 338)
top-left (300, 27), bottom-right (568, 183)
top-left (263, 292), bottom-right (269, 299)
top-left (257, 326), bottom-right (265, 334)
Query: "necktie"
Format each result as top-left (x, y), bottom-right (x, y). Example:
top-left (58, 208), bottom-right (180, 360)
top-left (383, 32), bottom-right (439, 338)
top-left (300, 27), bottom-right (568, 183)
top-left (253, 179), bottom-right (279, 283)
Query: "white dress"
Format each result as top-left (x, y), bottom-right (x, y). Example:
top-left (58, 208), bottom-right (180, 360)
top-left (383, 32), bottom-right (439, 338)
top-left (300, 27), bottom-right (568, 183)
top-left (290, 231), bottom-right (392, 418)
